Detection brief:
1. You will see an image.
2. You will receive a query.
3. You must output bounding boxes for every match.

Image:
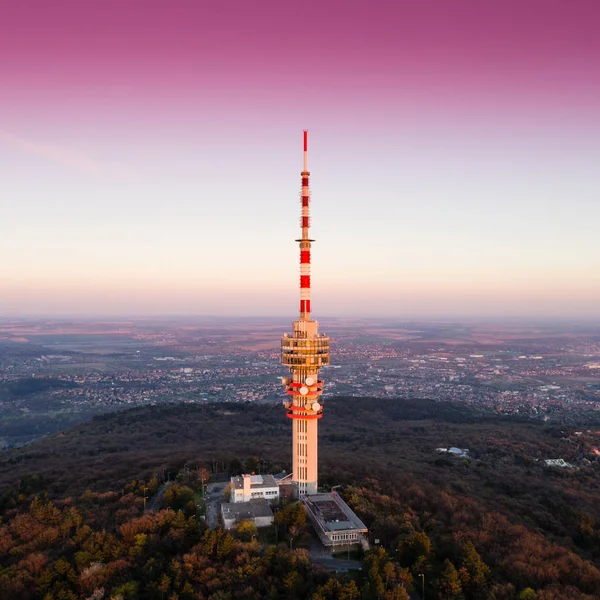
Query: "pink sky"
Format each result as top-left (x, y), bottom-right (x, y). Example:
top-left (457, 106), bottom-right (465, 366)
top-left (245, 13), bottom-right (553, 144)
top-left (1, 0), bottom-right (599, 318)
top-left (2, 0), bottom-right (599, 118)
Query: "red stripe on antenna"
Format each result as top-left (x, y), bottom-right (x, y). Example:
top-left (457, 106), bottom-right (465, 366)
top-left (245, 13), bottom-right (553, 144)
top-left (299, 300), bottom-right (311, 314)
top-left (304, 130), bottom-right (307, 152)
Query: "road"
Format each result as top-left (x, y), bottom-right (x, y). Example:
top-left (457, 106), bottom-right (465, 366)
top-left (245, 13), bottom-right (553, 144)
top-left (205, 482), bottom-right (225, 529)
top-left (308, 537), bottom-right (362, 572)
top-left (147, 480), bottom-right (224, 530)
top-left (147, 482), bottom-right (172, 511)
top-left (311, 555), bottom-right (363, 571)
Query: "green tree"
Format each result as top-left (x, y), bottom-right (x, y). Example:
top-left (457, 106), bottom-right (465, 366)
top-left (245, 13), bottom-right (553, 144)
top-left (162, 485), bottom-right (195, 513)
top-left (399, 531), bottom-right (432, 566)
top-left (245, 456), bottom-right (259, 473)
top-left (229, 457), bottom-right (243, 474)
top-left (223, 483), bottom-right (232, 502)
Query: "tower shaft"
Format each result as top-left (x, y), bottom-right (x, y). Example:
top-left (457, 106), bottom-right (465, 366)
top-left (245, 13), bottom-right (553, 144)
top-left (281, 131), bottom-right (330, 496)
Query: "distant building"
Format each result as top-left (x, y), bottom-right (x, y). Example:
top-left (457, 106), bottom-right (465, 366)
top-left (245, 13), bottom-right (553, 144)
top-left (302, 492), bottom-right (369, 549)
top-left (436, 447), bottom-right (470, 458)
top-left (230, 474), bottom-right (279, 503)
top-left (221, 499), bottom-right (274, 530)
top-left (544, 458), bottom-right (577, 469)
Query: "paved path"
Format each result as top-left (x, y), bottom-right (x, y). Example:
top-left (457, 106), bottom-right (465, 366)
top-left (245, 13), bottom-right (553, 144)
top-left (308, 537), bottom-right (362, 572)
top-left (205, 482), bottom-right (225, 529)
top-left (311, 555), bottom-right (363, 571)
top-left (148, 482), bottom-right (172, 512)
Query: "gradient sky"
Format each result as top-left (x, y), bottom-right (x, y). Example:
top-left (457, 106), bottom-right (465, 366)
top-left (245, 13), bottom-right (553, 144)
top-left (1, 0), bottom-right (599, 318)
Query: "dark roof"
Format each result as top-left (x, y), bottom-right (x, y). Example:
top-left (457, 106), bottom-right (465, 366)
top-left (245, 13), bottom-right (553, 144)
top-left (221, 499), bottom-right (274, 520)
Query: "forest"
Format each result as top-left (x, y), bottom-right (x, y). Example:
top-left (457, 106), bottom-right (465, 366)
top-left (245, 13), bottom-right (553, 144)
top-left (1, 396), bottom-right (600, 599)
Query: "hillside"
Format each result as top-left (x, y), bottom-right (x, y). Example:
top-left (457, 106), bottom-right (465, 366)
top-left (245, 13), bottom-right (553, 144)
top-left (1, 397), bottom-right (600, 599)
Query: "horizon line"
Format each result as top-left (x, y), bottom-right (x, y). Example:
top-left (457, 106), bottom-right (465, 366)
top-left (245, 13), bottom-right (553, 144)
top-left (1, 314), bottom-right (599, 324)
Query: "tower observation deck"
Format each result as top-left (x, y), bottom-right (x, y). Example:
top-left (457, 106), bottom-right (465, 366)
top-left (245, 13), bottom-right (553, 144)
top-left (281, 131), bottom-right (330, 496)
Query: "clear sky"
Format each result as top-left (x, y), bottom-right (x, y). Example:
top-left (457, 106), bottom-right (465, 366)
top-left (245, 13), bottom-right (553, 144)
top-left (1, 0), bottom-right (599, 319)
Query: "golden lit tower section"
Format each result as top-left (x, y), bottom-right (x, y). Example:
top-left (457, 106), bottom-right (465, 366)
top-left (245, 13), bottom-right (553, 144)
top-left (281, 130), bottom-right (330, 496)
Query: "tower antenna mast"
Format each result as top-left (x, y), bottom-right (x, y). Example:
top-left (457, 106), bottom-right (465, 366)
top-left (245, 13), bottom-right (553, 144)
top-left (281, 131), bottom-right (330, 496)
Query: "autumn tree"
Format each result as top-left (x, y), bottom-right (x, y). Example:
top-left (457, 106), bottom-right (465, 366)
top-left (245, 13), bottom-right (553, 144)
top-left (162, 485), bottom-right (195, 515)
top-left (147, 475), bottom-right (160, 497)
top-left (438, 559), bottom-right (463, 599)
top-left (361, 547), bottom-right (388, 600)
top-left (235, 520), bottom-right (258, 542)
top-left (274, 502), bottom-right (307, 543)
top-left (398, 530), bottom-right (432, 568)
top-left (458, 541), bottom-right (490, 599)
top-left (312, 578), bottom-right (360, 600)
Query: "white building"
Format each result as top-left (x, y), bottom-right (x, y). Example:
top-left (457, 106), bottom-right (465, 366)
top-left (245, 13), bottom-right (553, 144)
top-left (544, 458), bottom-right (577, 469)
top-left (436, 447), bottom-right (470, 458)
top-left (230, 474), bottom-right (279, 503)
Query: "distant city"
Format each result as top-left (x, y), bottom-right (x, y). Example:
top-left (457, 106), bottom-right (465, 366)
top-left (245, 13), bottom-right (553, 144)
top-left (1, 317), bottom-right (599, 448)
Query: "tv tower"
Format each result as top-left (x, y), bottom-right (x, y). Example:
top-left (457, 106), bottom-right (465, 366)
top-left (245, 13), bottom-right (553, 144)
top-left (281, 130), bottom-right (330, 496)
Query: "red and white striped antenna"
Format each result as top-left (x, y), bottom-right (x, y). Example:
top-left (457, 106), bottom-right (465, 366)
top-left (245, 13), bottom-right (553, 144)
top-left (299, 130), bottom-right (313, 320)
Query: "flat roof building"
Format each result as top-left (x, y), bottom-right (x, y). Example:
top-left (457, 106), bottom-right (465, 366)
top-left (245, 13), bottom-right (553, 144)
top-left (221, 499), bottom-right (274, 530)
top-left (231, 474), bottom-right (279, 503)
top-left (302, 492), bottom-right (369, 549)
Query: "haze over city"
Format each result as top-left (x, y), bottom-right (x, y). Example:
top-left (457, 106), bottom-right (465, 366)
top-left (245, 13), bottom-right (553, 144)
top-left (2, 0), bottom-right (599, 318)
